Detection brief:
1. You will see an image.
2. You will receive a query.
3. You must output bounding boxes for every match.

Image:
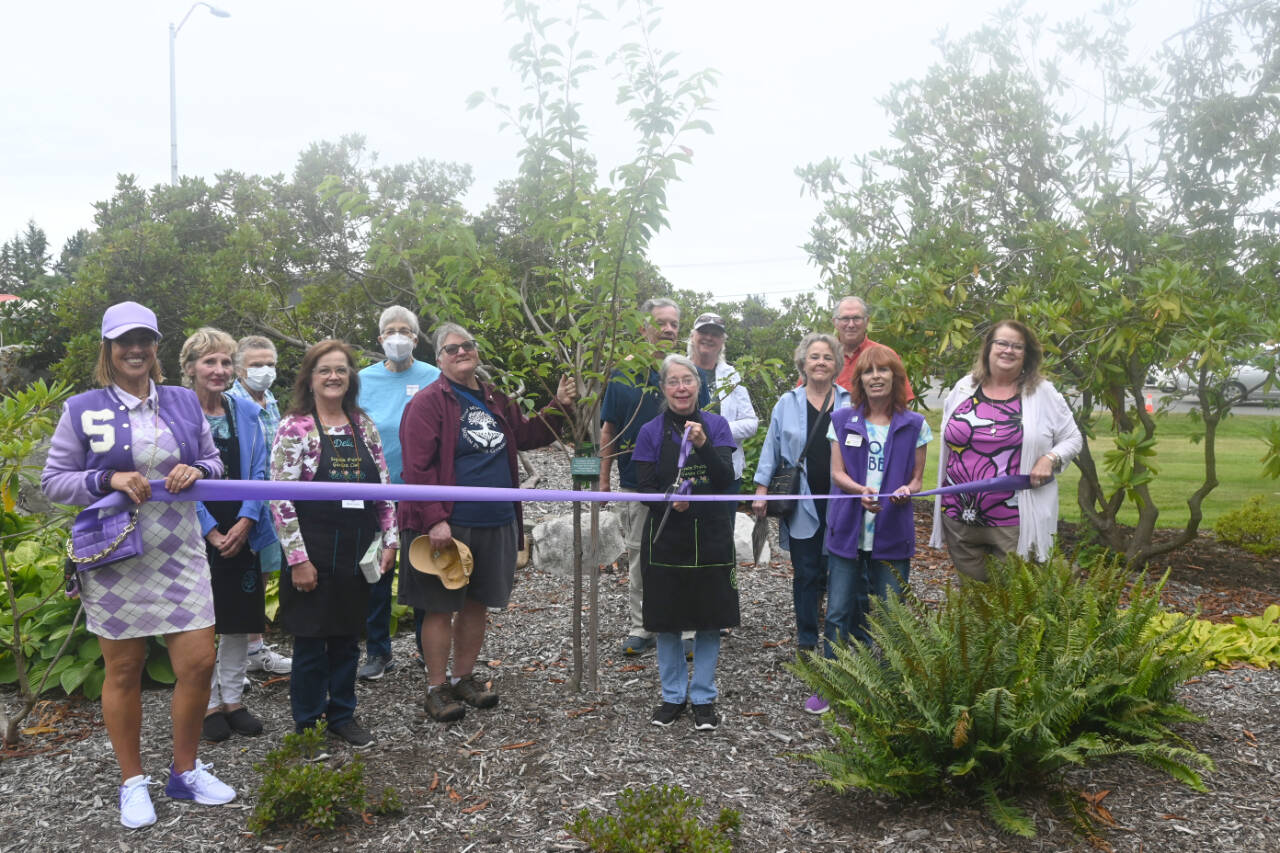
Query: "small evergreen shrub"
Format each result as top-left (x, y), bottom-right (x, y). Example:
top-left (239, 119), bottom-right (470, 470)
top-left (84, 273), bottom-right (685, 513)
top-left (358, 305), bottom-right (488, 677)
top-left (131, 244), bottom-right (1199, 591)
top-left (566, 783), bottom-right (741, 852)
top-left (791, 553), bottom-right (1213, 838)
top-left (1215, 495), bottom-right (1280, 557)
top-left (248, 724), bottom-right (400, 834)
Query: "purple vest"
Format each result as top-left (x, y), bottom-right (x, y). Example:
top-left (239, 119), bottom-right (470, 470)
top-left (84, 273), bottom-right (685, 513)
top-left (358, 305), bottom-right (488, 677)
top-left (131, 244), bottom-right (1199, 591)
top-left (65, 385), bottom-right (207, 474)
top-left (825, 406), bottom-right (925, 560)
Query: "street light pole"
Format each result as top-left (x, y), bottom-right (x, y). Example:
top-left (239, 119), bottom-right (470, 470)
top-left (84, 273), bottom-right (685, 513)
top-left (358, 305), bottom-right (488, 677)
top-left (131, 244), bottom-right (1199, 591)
top-left (169, 3), bottom-right (231, 185)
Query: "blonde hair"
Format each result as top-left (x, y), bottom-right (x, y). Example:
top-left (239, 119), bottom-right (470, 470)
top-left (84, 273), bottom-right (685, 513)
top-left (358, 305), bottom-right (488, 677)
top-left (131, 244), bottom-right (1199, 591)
top-left (179, 327), bottom-right (238, 388)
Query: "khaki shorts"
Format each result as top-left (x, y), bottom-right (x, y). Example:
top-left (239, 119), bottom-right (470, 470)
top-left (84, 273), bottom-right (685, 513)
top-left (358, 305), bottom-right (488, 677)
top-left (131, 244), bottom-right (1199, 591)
top-left (940, 514), bottom-right (1019, 582)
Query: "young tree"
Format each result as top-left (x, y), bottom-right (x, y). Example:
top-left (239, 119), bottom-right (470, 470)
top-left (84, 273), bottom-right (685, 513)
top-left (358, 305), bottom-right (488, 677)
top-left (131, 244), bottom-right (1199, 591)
top-left (798, 2), bottom-right (1280, 566)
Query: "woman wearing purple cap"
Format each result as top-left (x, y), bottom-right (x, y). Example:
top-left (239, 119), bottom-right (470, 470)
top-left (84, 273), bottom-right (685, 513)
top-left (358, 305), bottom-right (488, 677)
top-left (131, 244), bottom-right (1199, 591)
top-left (42, 301), bottom-right (236, 829)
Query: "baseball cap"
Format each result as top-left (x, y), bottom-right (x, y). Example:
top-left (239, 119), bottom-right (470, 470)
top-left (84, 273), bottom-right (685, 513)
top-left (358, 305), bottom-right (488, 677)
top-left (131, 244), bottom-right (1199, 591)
top-left (692, 312), bottom-right (726, 332)
top-left (101, 301), bottom-right (162, 340)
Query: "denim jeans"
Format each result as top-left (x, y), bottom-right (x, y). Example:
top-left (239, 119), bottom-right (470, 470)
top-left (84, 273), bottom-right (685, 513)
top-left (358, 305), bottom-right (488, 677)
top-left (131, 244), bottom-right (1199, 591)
top-left (364, 556), bottom-right (398, 660)
top-left (656, 630), bottom-right (720, 705)
top-left (291, 634), bottom-right (359, 731)
top-left (787, 515), bottom-right (828, 650)
top-left (824, 552), bottom-right (910, 655)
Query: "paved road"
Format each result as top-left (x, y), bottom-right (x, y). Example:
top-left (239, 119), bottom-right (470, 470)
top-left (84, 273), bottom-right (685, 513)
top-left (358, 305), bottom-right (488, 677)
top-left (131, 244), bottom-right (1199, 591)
top-left (916, 382), bottom-right (1279, 418)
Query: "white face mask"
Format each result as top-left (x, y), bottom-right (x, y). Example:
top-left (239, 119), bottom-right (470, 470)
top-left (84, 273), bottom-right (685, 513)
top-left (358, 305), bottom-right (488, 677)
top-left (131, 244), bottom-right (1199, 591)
top-left (381, 333), bottom-right (415, 363)
top-left (243, 365), bottom-right (276, 392)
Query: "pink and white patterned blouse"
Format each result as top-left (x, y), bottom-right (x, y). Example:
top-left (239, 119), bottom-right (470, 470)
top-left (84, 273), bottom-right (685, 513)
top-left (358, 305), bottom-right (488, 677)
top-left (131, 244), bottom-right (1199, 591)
top-left (269, 412), bottom-right (398, 566)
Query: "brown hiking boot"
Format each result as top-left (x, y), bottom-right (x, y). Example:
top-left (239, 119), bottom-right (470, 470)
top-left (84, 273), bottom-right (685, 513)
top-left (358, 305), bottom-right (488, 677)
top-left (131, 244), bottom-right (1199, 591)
top-left (424, 684), bottom-right (465, 722)
top-left (453, 673), bottom-right (499, 709)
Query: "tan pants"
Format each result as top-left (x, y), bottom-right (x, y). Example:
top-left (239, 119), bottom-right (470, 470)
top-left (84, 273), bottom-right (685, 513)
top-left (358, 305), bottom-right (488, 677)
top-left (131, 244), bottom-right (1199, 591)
top-left (940, 515), bottom-right (1020, 582)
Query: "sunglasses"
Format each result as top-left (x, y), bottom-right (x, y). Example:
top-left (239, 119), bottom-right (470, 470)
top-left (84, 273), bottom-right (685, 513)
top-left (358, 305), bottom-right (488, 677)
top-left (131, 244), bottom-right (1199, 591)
top-left (441, 340), bottom-right (478, 356)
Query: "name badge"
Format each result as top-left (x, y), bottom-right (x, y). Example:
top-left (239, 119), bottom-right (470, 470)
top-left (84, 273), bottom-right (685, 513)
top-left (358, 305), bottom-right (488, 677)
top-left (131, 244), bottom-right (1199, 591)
top-left (342, 499), bottom-right (365, 509)
top-left (405, 385), bottom-right (419, 396)
top-left (845, 433), bottom-right (863, 447)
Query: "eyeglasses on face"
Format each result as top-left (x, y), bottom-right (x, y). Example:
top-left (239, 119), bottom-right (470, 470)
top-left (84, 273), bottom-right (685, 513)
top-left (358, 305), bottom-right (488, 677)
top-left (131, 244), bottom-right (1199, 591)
top-left (663, 375), bottom-right (699, 389)
top-left (992, 339), bottom-right (1026, 352)
top-left (314, 366), bottom-right (351, 378)
top-left (835, 314), bottom-right (867, 325)
top-left (441, 340), bottom-right (478, 356)
top-left (382, 326), bottom-right (416, 337)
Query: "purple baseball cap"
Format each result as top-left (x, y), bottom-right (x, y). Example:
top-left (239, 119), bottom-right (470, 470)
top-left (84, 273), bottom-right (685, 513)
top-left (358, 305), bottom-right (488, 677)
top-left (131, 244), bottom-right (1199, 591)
top-left (101, 301), bottom-right (162, 340)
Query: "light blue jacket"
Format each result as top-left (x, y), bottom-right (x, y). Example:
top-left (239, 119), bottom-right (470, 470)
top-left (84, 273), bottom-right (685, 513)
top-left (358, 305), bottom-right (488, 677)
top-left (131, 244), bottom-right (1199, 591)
top-left (752, 384), bottom-right (851, 549)
top-left (196, 394), bottom-right (277, 554)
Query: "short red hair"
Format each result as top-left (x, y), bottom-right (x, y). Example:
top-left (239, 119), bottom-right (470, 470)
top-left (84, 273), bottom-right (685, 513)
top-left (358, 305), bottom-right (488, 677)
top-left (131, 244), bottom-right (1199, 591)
top-left (849, 344), bottom-right (909, 413)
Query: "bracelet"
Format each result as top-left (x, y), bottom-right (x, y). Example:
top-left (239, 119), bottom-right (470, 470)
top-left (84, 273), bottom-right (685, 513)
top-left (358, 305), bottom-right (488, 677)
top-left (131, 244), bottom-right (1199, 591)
top-left (192, 463), bottom-right (211, 479)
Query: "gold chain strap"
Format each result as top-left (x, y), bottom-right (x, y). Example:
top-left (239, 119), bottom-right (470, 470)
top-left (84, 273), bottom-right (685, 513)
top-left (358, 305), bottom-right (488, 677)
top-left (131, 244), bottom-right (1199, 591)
top-left (65, 510), bottom-right (139, 565)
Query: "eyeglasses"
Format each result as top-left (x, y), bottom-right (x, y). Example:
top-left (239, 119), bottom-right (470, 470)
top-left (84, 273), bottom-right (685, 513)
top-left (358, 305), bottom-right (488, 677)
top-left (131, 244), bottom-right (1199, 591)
top-left (992, 339), bottom-right (1026, 352)
top-left (440, 340), bottom-right (478, 356)
top-left (314, 366), bottom-right (350, 378)
top-left (663, 376), bottom-right (699, 389)
top-left (382, 327), bottom-right (415, 337)
top-left (835, 315), bottom-right (867, 325)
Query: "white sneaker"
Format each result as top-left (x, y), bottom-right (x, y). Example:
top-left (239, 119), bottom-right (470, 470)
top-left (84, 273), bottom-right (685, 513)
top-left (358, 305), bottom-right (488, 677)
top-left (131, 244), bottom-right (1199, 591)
top-left (165, 759), bottom-right (236, 805)
top-left (119, 775), bottom-right (156, 829)
top-left (246, 644), bottom-right (292, 674)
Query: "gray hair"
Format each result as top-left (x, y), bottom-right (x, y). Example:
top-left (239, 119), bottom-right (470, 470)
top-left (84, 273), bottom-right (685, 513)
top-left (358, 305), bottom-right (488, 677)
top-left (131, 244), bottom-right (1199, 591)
top-left (833, 295), bottom-right (871, 319)
top-left (379, 305), bottom-right (420, 337)
top-left (641, 297), bottom-right (681, 318)
top-left (660, 353), bottom-right (699, 385)
top-left (235, 335), bottom-right (276, 368)
top-left (793, 332), bottom-right (843, 381)
top-left (686, 329), bottom-right (727, 365)
top-left (433, 322), bottom-right (473, 354)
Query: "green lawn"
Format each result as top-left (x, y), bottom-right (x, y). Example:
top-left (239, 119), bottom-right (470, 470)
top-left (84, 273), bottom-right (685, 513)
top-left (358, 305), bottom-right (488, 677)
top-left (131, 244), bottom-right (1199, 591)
top-left (919, 409), bottom-right (1280, 531)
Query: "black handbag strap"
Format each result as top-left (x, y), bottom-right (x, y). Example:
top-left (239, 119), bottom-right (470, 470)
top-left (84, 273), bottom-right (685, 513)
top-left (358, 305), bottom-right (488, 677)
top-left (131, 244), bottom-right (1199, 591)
top-left (796, 387), bottom-right (834, 469)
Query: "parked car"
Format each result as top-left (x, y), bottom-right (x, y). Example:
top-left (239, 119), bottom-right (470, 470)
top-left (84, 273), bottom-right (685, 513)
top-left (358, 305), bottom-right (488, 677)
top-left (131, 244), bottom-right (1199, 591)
top-left (1157, 347), bottom-right (1279, 404)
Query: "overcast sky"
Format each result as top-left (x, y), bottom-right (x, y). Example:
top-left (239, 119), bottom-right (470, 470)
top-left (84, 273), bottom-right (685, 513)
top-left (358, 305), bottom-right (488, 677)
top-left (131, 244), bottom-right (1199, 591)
top-left (1, 1), bottom-right (1199, 304)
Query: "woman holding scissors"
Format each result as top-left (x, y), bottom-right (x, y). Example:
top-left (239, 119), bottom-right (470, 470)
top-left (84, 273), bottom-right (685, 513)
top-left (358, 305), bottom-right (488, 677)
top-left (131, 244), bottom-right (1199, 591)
top-left (632, 354), bottom-right (738, 732)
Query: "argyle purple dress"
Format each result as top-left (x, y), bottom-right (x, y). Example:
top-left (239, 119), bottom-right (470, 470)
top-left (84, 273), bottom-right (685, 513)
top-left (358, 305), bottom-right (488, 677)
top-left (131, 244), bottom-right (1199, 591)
top-left (44, 386), bottom-right (216, 639)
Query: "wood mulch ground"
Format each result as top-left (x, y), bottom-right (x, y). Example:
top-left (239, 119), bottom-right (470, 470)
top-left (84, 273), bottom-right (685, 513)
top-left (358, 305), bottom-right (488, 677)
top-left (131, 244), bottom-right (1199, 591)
top-left (2, 448), bottom-right (1277, 852)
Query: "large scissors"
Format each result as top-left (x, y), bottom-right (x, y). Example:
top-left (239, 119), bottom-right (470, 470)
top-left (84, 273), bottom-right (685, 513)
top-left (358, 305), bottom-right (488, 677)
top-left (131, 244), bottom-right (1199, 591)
top-left (652, 423), bottom-right (694, 541)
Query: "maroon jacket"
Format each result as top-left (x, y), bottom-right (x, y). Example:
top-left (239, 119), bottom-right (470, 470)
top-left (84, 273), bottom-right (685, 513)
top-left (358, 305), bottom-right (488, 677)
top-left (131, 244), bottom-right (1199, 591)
top-left (398, 375), bottom-right (564, 544)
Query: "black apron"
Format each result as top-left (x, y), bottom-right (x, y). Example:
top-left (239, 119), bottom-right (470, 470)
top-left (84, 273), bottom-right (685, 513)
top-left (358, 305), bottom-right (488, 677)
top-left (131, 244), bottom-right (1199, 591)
top-left (279, 415), bottom-right (380, 638)
top-left (206, 396), bottom-right (265, 634)
top-left (640, 417), bottom-right (740, 633)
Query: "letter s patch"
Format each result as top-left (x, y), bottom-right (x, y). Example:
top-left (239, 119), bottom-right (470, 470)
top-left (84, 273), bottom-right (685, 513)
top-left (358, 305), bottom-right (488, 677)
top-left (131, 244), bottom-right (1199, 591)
top-left (80, 409), bottom-right (116, 453)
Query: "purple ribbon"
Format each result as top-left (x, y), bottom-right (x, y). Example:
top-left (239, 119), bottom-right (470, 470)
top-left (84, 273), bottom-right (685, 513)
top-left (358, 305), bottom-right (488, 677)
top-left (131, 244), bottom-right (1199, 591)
top-left (83, 474), bottom-right (1034, 516)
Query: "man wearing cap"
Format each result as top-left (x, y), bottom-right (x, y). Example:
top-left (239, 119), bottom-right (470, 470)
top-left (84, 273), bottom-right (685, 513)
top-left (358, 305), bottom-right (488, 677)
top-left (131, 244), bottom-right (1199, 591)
top-left (598, 297), bottom-right (697, 656)
top-left (831, 296), bottom-right (914, 400)
top-left (688, 312), bottom-right (758, 490)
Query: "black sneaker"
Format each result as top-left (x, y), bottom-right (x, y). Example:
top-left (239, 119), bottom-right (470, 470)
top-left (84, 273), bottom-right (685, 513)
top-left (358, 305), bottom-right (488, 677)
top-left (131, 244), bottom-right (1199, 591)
top-left (357, 655), bottom-right (393, 681)
top-left (328, 718), bottom-right (374, 749)
top-left (651, 701), bottom-right (686, 727)
top-left (692, 703), bottom-right (719, 731)
top-left (201, 711), bottom-right (231, 742)
top-left (225, 707), bottom-right (264, 736)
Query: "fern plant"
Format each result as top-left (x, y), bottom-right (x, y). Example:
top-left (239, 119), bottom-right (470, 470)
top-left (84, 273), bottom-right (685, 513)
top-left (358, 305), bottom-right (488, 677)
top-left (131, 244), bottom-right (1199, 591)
top-left (792, 552), bottom-right (1213, 838)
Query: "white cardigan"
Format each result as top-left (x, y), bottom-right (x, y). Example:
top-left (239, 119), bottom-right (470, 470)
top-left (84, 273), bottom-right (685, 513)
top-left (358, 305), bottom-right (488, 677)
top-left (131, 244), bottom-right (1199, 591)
top-left (930, 375), bottom-right (1083, 560)
top-left (707, 361), bottom-right (759, 479)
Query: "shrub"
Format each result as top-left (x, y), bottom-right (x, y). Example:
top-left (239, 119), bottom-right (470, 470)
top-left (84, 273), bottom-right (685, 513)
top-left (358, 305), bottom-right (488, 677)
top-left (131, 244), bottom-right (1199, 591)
top-left (248, 724), bottom-right (400, 834)
top-left (1147, 605), bottom-right (1280, 670)
top-left (1214, 495), bottom-right (1280, 557)
top-left (791, 553), bottom-right (1213, 838)
top-left (566, 783), bottom-right (741, 852)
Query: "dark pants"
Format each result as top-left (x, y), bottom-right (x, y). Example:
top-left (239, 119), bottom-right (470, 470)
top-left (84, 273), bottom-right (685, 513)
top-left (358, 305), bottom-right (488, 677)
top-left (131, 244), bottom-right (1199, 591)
top-left (788, 515), bottom-right (828, 650)
top-left (290, 634), bottom-right (359, 731)
top-left (364, 555), bottom-right (398, 660)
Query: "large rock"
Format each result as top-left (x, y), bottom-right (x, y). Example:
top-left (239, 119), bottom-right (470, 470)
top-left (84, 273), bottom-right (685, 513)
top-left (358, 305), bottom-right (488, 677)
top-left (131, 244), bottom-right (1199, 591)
top-left (531, 510), bottom-right (626, 577)
top-left (735, 512), bottom-right (770, 566)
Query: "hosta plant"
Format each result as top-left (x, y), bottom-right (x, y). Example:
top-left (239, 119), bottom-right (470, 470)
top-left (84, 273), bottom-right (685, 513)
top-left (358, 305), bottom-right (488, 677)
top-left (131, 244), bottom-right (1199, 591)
top-left (792, 552), bottom-right (1213, 838)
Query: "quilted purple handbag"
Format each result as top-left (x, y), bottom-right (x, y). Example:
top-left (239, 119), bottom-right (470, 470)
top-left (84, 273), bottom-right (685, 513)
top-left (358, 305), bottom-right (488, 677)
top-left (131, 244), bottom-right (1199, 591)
top-left (65, 506), bottom-right (142, 572)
